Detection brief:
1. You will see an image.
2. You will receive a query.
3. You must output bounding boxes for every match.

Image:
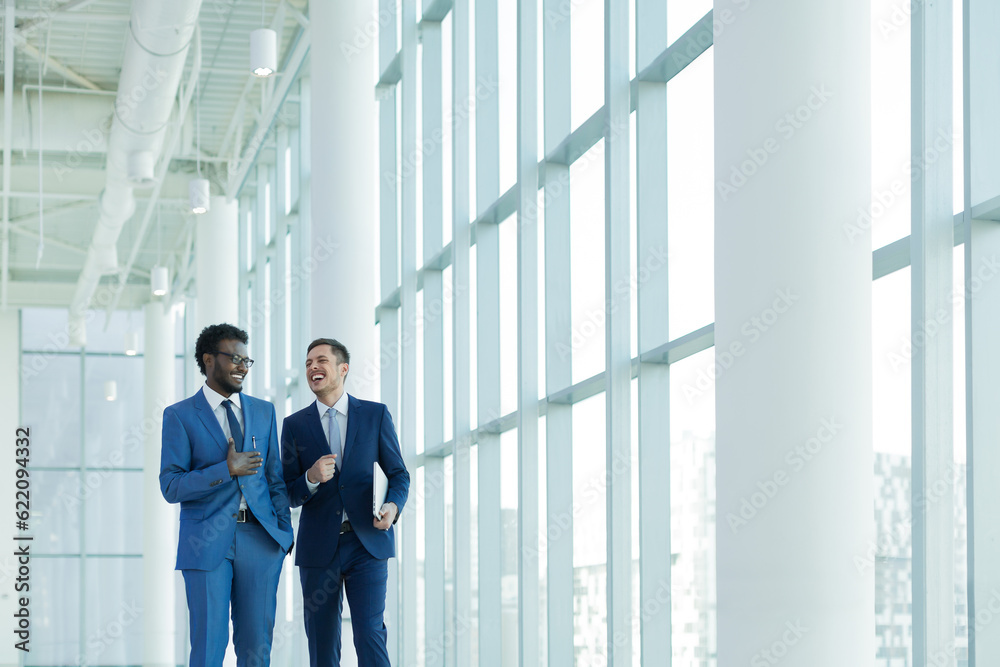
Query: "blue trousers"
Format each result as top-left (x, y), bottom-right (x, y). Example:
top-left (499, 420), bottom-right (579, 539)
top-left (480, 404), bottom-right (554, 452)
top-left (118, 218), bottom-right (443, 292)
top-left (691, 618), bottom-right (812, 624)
top-left (182, 521), bottom-right (286, 667)
top-left (300, 531), bottom-right (390, 667)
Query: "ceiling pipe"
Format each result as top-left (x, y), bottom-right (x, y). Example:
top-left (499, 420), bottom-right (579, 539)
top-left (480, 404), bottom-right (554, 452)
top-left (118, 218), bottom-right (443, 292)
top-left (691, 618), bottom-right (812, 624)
top-left (67, 0), bottom-right (203, 344)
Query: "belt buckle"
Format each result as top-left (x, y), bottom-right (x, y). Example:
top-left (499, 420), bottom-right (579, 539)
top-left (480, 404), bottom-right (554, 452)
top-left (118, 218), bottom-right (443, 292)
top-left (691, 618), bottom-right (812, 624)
top-left (339, 521), bottom-right (351, 534)
top-left (237, 508), bottom-right (248, 523)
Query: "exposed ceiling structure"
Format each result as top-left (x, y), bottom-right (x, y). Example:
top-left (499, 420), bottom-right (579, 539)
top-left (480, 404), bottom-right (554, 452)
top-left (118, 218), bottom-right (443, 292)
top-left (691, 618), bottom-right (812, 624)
top-left (0, 0), bottom-right (306, 319)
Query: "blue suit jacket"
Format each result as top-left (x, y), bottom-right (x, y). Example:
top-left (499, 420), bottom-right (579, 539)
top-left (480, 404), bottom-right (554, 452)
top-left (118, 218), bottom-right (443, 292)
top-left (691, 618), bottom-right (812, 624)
top-left (159, 388), bottom-right (294, 571)
top-left (281, 395), bottom-right (409, 567)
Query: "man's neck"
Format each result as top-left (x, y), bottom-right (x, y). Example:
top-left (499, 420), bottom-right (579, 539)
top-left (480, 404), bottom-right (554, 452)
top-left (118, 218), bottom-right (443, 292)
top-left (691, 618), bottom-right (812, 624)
top-left (316, 387), bottom-right (345, 409)
top-left (206, 378), bottom-right (232, 398)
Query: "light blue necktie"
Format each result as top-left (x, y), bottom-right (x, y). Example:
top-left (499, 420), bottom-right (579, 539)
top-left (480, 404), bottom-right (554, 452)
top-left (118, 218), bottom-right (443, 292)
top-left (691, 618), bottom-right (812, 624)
top-left (327, 407), bottom-right (342, 469)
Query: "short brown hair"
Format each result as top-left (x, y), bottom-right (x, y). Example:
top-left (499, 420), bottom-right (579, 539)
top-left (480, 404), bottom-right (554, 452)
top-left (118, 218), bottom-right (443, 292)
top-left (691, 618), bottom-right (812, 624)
top-left (307, 338), bottom-right (350, 366)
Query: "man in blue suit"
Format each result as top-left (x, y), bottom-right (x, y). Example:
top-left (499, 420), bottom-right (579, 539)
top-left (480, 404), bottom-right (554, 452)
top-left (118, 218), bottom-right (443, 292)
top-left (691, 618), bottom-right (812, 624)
top-left (160, 323), bottom-right (293, 667)
top-left (281, 338), bottom-right (409, 667)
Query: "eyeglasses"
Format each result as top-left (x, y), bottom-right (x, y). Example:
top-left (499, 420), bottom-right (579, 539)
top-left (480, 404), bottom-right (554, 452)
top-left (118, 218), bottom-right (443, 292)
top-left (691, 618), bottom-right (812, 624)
top-left (216, 351), bottom-right (254, 369)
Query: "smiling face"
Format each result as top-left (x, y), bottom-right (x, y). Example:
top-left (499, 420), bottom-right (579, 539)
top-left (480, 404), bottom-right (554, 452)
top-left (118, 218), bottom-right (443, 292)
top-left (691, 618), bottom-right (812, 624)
top-left (204, 339), bottom-right (249, 397)
top-left (305, 344), bottom-right (348, 404)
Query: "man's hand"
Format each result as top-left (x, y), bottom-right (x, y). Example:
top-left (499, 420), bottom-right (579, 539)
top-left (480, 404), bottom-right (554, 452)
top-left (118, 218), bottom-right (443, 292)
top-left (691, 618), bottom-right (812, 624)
top-left (306, 454), bottom-right (338, 485)
top-left (374, 502), bottom-right (398, 531)
top-left (227, 438), bottom-right (263, 477)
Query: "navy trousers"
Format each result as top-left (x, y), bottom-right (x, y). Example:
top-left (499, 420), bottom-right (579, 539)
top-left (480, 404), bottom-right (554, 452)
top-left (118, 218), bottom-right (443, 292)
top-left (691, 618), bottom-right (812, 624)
top-left (182, 521), bottom-right (286, 667)
top-left (300, 530), bottom-right (391, 667)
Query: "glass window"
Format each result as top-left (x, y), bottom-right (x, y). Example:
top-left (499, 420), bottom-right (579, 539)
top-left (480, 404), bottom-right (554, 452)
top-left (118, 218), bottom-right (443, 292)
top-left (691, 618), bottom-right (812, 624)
top-left (572, 392), bottom-right (607, 662)
top-left (570, 141), bottom-right (606, 384)
top-left (23, 354), bottom-right (81, 467)
top-left (872, 266), bottom-right (911, 664)
top-left (32, 471), bottom-right (82, 555)
top-left (499, 214), bottom-right (517, 416)
top-left (669, 347), bottom-right (717, 664)
top-left (570, 0), bottom-right (604, 131)
top-left (82, 558), bottom-right (143, 666)
top-left (870, 0), bottom-right (911, 249)
top-left (84, 356), bottom-right (144, 468)
top-left (667, 48), bottom-right (714, 339)
top-left (32, 557), bottom-right (81, 665)
top-left (84, 472), bottom-right (142, 555)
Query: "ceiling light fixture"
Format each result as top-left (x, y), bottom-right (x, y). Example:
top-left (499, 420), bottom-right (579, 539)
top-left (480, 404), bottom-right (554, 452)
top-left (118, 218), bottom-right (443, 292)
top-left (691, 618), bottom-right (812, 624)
top-left (190, 178), bottom-right (210, 215)
top-left (124, 329), bottom-right (139, 356)
top-left (151, 265), bottom-right (169, 297)
top-left (250, 28), bottom-right (277, 77)
top-left (104, 380), bottom-right (118, 402)
top-left (189, 70), bottom-right (210, 214)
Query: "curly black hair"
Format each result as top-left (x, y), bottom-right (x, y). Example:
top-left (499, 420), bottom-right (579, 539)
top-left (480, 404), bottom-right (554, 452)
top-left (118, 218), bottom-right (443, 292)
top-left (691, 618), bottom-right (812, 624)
top-left (195, 323), bottom-right (249, 376)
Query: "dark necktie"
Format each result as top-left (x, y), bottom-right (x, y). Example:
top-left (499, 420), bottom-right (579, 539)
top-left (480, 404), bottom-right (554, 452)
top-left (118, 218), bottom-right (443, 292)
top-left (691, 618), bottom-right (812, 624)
top-left (222, 399), bottom-right (243, 450)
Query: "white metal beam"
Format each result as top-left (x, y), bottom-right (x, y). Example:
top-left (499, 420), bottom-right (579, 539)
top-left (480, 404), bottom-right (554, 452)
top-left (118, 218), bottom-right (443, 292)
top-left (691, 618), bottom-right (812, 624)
top-left (910, 0), bottom-right (955, 663)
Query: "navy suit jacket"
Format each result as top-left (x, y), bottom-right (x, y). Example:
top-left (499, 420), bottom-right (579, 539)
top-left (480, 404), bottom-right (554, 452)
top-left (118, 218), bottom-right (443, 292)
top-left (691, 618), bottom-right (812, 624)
top-left (281, 395), bottom-right (409, 567)
top-left (159, 388), bottom-right (294, 571)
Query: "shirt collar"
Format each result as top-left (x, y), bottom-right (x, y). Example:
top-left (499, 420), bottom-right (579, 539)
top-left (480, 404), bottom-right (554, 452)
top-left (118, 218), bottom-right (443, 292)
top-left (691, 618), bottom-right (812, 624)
top-left (315, 392), bottom-right (349, 419)
top-left (203, 382), bottom-right (242, 411)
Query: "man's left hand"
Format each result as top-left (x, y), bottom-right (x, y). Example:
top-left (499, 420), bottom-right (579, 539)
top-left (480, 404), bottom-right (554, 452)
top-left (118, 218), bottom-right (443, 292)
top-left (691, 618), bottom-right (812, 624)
top-left (374, 502), bottom-right (398, 530)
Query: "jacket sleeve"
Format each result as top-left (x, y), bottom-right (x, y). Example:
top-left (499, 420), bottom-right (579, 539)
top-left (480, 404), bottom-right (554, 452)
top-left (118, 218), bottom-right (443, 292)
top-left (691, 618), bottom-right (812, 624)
top-left (264, 404), bottom-right (293, 532)
top-left (378, 405), bottom-right (409, 521)
top-left (281, 417), bottom-right (317, 508)
top-left (159, 406), bottom-right (232, 503)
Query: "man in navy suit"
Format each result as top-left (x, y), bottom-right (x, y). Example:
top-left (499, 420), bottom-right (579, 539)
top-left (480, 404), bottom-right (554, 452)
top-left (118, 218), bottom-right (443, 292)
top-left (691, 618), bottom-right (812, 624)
top-left (281, 338), bottom-right (409, 667)
top-left (160, 323), bottom-right (293, 667)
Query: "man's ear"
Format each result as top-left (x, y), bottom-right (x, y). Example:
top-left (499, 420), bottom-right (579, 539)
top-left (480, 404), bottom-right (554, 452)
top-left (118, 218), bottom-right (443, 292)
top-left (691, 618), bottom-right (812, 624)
top-left (203, 353), bottom-right (214, 372)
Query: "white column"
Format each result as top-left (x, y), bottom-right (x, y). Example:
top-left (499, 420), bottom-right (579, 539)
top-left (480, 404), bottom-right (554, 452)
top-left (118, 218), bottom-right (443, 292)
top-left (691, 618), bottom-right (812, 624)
top-left (308, 0), bottom-right (378, 401)
top-left (143, 300), bottom-right (176, 667)
top-left (196, 195), bottom-right (239, 331)
top-left (967, 1), bottom-right (1000, 664)
top-left (0, 310), bottom-right (20, 667)
top-left (911, 0), bottom-right (954, 662)
top-left (714, 0), bottom-right (873, 664)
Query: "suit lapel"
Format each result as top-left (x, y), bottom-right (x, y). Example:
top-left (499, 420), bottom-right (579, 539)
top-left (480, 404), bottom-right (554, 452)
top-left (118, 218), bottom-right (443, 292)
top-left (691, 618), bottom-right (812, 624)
top-left (239, 395), bottom-right (253, 452)
top-left (194, 388), bottom-right (229, 455)
top-left (343, 395), bottom-right (360, 465)
top-left (305, 403), bottom-right (330, 457)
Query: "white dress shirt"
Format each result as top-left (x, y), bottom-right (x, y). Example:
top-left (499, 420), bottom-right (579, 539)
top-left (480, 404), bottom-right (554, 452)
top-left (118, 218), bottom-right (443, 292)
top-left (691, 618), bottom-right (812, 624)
top-left (306, 392), bottom-right (350, 521)
top-left (202, 383), bottom-right (247, 511)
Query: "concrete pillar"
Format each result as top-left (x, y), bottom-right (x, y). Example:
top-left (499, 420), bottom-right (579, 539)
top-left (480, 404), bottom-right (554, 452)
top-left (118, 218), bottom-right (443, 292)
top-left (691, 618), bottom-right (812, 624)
top-left (196, 195), bottom-right (240, 332)
top-left (714, 0), bottom-right (873, 664)
top-left (143, 300), bottom-right (176, 667)
top-left (308, 0), bottom-right (378, 401)
top-left (0, 310), bottom-right (20, 667)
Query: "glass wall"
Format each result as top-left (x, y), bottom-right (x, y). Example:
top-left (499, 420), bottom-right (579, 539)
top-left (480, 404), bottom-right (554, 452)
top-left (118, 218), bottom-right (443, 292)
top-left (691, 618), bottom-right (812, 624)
top-left (21, 306), bottom-right (186, 665)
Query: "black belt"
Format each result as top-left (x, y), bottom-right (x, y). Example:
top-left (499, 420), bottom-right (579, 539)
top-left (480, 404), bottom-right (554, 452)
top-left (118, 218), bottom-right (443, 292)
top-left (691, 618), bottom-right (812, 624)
top-left (339, 521), bottom-right (353, 534)
top-left (236, 508), bottom-right (259, 524)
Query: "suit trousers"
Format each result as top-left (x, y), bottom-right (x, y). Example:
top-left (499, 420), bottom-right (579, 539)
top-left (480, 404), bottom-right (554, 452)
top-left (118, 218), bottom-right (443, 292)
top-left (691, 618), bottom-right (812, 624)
top-left (182, 521), bottom-right (286, 667)
top-left (300, 530), bottom-right (390, 667)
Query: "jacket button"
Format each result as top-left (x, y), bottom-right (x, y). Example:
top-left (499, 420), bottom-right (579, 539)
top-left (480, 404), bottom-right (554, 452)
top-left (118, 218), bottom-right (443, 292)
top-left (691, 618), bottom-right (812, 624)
top-left (336, 510), bottom-right (341, 515)
top-left (340, 485), bottom-right (345, 490)
top-left (232, 513), bottom-right (237, 518)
